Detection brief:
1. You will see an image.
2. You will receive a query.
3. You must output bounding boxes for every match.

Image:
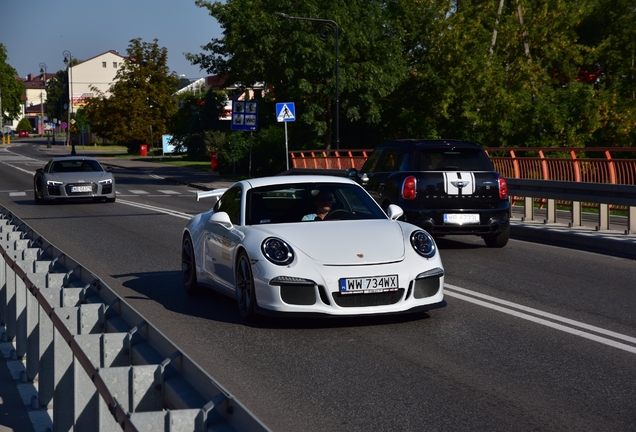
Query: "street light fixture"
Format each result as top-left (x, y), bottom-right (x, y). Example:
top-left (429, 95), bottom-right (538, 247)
top-left (273, 12), bottom-right (340, 149)
top-left (63, 50), bottom-right (76, 155)
top-left (39, 62), bottom-right (50, 148)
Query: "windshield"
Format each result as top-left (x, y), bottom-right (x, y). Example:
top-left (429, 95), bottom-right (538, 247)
top-left (246, 182), bottom-right (387, 225)
top-left (411, 148), bottom-right (493, 171)
top-left (50, 159), bottom-right (104, 173)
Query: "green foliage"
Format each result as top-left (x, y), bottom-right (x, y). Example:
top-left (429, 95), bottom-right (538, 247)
top-left (170, 89), bottom-right (229, 157)
top-left (0, 44), bottom-right (25, 123)
top-left (44, 70), bottom-right (68, 123)
top-left (188, 0), bottom-right (409, 149)
top-left (184, 0), bottom-right (635, 157)
top-left (85, 38), bottom-right (179, 152)
top-left (216, 126), bottom-right (286, 177)
top-left (17, 117), bottom-right (32, 131)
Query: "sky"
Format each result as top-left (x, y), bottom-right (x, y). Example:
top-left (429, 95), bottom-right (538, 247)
top-left (1, 0), bottom-right (224, 80)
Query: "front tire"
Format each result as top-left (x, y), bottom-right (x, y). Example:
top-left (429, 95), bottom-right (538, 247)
top-left (34, 179), bottom-right (43, 204)
top-left (483, 225), bottom-right (510, 248)
top-left (182, 235), bottom-right (203, 295)
top-left (235, 251), bottom-right (257, 320)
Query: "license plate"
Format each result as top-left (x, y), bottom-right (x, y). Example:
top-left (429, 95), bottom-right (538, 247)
top-left (339, 275), bottom-right (399, 295)
top-left (71, 185), bottom-right (92, 193)
top-left (444, 213), bottom-right (480, 224)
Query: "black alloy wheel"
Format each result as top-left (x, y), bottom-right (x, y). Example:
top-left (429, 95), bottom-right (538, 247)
top-left (235, 251), bottom-right (257, 320)
top-left (182, 235), bottom-right (203, 295)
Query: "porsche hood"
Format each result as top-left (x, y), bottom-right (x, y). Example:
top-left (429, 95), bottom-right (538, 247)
top-left (255, 220), bottom-right (407, 265)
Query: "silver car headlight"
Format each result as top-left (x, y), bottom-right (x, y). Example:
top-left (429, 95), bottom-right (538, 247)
top-left (261, 237), bottom-right (294, 265)
top-left (410, 230), bottom-right (436, 258)
top-left (98, 178), bottom-right (113, 185)
top-left (46, 180), bottom-right (63, 186)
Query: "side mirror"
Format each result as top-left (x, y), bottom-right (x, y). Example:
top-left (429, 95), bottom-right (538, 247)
top-left (36, 168), bottom-right (44, 174)
top-left (105, 166), bottom-right (114, 172)
top-left (386, 204), bottom-right (404, 221)
top-left (346, 168), bottom-right (358, 179)
top-left (209, 211), bottom-right (233, 228)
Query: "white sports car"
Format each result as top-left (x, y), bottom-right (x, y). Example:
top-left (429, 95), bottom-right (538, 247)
top-left (182, 175), bottom-right (446, 320)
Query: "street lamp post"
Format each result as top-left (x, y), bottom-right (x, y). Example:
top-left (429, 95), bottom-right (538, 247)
top-left (39, 62), bottom-right (50, 148)
top-left (273, 12), bottom-right (340, 149)
top-left (63, 50), bottom-right (76, 155)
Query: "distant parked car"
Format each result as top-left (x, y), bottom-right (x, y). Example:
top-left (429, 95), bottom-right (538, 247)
top-left (33, 156), bottom-right (116, 203)
top-left (19, 129), bottom-right (29, 137)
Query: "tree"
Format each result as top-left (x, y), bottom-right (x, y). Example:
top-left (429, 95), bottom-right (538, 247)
top-left (170, 88), bottom-right (228, 157)
top-left (0, 44), bottom-right (25, 126)
top-left (381, 0), bottom-right (609, 148)
top-left (86, 38), bottom-right (179, 151)
top-left (44, 70), bottom-right (68, 123)
top-left (187, 0), bottom-right (410, 149)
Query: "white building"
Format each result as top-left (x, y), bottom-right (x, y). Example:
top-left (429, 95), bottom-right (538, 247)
top-left (68, 50), bottom-right (126, 108)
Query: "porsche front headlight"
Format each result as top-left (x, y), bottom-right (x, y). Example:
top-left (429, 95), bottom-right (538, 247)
top-left (261, 237), bottom-right (294, 265)
top-left (410, 230), bottom-right (436, 258)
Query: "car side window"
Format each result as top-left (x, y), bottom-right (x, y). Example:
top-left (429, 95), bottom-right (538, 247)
top-left (361, 149), bottom-right (383, 173)
top-left (375, 148), bottom-right (402, 172)
top-left (215, 186), bottom-right (242, 225)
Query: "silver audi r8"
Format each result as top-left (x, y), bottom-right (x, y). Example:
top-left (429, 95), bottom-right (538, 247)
top-left (182, 175), bottom-right (446, 320)
top-left (33, 156), bottom-right (116, 203)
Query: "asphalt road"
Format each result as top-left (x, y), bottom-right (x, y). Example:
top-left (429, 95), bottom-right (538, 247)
top-left (1, 141), bottom-right (635, 431)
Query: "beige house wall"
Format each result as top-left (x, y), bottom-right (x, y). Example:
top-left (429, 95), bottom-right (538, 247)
top-left (70, 51), bottom-right (125, 109)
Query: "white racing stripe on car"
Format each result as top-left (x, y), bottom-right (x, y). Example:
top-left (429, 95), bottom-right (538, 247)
top-left (444, 283), bottom-right (636, 354)
top-left (116, 199), bottom-right (193, 220)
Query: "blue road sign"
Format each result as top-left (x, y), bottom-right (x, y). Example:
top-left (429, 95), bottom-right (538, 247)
top-left (276, 103), bottom-right (296, 122)
top-left (232, 100), bottom-right (258, 131)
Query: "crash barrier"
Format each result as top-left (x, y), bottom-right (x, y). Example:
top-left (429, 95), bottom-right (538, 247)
top-left (506, 179), bottom-right (636, 234)
top-left (289, 147), bottom-right (636, 185)
top-left (0, 207), bottom-right (269, 432)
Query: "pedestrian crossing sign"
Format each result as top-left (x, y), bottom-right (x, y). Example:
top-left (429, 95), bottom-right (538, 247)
top-left (276, 103), bottom-right (296, 122)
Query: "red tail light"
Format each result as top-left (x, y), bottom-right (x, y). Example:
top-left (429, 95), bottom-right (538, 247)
top-left (498, 176), bottom-right (508, 199)
top-left (402, 176), bottom-right (417, 200)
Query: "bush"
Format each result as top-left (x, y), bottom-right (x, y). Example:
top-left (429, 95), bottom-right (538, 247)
top-left (17, 118), bottom-right (32, 132)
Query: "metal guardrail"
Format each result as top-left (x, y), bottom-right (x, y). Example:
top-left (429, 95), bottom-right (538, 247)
top-left (0, 207), bottom-right (269, 432)
top-left (507, 179), bottom-right (636, 234)
top-left (280, 168), bottom-right (636, 234)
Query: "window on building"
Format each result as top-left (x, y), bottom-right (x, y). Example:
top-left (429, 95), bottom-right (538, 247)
top-left (113, 62), bottom-right (118, 68)
top-left (102, 62), bottom-right (107, 68)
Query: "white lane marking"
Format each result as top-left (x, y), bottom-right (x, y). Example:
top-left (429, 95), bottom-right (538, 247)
top-left (116, 199), bottom-right (193, 220)
top-left (128, 190), bottom-right (149, 194)
top-left (2, 162), bottom-right (36, 175)
top-left (158, 190), bottom-right (181, 195)
top-left (9, 192), bottom-right (27, 197)
top-left (444, 284), bottom-right (636, 354)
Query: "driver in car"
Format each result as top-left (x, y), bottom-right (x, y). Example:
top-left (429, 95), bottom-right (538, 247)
top-left (302, 190), bottom-right (333, 221)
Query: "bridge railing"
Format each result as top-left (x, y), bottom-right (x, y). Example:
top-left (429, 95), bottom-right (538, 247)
top-left (0, 208), bottom-right (269, 432)
top-left (289, 147), bottom-right (636, 185)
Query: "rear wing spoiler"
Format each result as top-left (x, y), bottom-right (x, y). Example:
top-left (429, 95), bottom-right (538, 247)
top-left (196, 189), bottom-right (227, 201)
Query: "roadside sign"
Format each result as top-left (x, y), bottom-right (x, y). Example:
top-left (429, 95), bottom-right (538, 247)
top-left (276, 103), bottom-right (295, 122)
top-left (61, 122), bottom-right (67, 130)
top-left (276, 102), bottom-right (296, 171)
top-left (231, 100), bottom-right (258, 131)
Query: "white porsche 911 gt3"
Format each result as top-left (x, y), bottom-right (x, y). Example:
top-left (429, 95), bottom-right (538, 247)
top-left (182, 175), bottom-right (446, 320)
